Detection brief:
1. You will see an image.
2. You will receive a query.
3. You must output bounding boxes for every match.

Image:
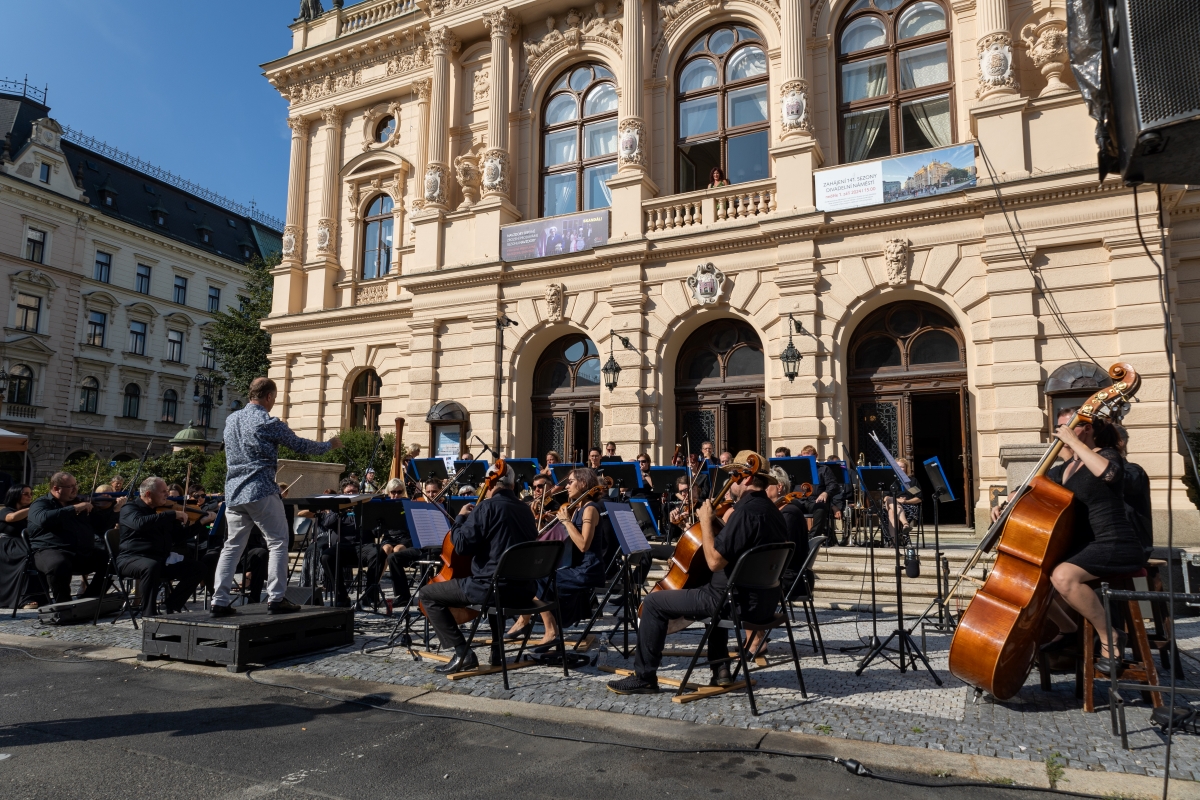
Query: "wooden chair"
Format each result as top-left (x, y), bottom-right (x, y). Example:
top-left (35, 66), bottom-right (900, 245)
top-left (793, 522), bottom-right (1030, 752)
top-left (1079, 571), bottom-right (1162, 714)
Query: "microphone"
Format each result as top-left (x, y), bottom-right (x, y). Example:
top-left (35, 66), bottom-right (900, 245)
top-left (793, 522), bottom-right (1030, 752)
top-left (905, 546), bottom-right (921, 579)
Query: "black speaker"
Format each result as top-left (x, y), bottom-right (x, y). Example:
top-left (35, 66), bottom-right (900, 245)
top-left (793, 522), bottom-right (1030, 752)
top-left (285, 586), bottom-right (321, 606)
top-left (1101, 0), bottom-right (1200, 183)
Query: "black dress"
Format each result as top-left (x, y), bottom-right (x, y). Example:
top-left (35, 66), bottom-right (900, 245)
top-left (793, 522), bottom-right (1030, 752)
top-left (1050, 447), bottom-right (1146, 577)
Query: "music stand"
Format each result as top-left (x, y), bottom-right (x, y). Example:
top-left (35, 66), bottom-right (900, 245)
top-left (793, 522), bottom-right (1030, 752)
top-left (770, 456), bottom-right (819, 491)
top-left (412, 459), bottom-right (451, 484)
top-left (373, 499), bottom-right (452, 652)
top-left (648, 466), bottom-right (687, 489)
top-left (574, 502), bottom-right (651, 656)
top-left (920, 456), bottom-right (957, 633)
top-left (445, 496), bottom-right (475, 517)
top-left (505, 459), bottom-right (543, 491)
top-left (629, 498), bottom-right (660, 539)
top-left (600, 455), bottom-right (623, 463)
top-left (598, 461), bottom-right (642, 493)
top-left (452, 460), bottom-right (487, 487)
top-left (283, 494), bottom-right (371, 608)
top-left (551, 463), bottom-right (581, 484)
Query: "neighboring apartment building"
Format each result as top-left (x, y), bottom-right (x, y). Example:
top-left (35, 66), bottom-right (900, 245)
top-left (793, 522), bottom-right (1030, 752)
top-left (259, 0), bottom-right (1200, 538)
top-left (0, 79), bottom-right (282, 480)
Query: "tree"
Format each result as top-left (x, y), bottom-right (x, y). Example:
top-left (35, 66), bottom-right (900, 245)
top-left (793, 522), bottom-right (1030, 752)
top-left (280, 428), bottom-right (396, 482)
top-left (208, 253), bottom-right (277, 396)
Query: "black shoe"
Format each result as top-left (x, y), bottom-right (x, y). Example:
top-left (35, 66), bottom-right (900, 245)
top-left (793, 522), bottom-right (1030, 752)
top-left (210, 603), bottom-right (237, 617)
top-left (268, 598), bottom-right (302, 614)
top-left (490, 648), bottom-right (505, 667)
top-left (607, 674), bottom-right (660, 694)
top-left (1095, 656), bottom-right (1126, 674)
top-left (435, 650), bottom-right (479, 674)
top-left (504, 623), bottom-right (532, 641)
top-left (710, 664), bottom-right (734, 687)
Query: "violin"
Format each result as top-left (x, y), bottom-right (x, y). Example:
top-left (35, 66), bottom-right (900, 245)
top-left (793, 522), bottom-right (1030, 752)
top-left (537, 476), bottom-right (612, 540)
top-left (155, 495), bottom-right (210, 525)
top-left (419, 458), bottom-right (508, 624)
top-left (775, 483), bottom-right (814, 507)
top-left (948, 364), bottom-right (1139, 700)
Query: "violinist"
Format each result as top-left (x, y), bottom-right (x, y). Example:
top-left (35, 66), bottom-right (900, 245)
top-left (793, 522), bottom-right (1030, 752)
top-left (314, 478), bottom-right (384, 607)
top-left (419, 478), bottom-right (444, 504)
top-left (799, 445), bottom-right (844, 546)
top-left (117, 477), bottom-right (211, 617)
top-left (667, 474), bottom-right (698, 533)
top-left (110, 475), bottom-right (126, 494)
top-left (381, 478), bottom-right (422, 605)
top-left (608, 451), bottom-right (788, 695)
top-left (27, 472), bottom-right (108, 605)
top-left (767, 466), bottom-right (810, 601)
top-left (587, 447), bottom-right (603, 470)
top-left (0, 484), bottom-right (41, 609)
top-left (527, 474), bottom-right (560, 522)
top-left (636, 454), bottom-right (653, 491)
top-left (417, 464), bottom-right (537, 674)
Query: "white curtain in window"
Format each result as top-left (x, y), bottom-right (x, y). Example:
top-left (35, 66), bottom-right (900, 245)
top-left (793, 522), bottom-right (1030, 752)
top-left (842, 58), bottom-right (888, 102)
top-left (845, 109), bottom-right (888, 162)
top-left (898, 44), bottom-right (948, 90)
top-left (904, 95), bottom-right (951, 149)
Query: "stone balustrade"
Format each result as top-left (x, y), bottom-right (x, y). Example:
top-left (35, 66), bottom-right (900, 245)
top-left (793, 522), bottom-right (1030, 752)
top-left (642, 178), bottom-right (777, 235)
top-left (338, 0), bottom-right (419, 36)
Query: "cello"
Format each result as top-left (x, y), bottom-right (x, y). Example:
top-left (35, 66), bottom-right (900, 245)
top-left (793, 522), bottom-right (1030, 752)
top-left (646, 453), bottom-right (762, 599)
top-left (419, 458), bottom-right (507, 625)
top-left (947, 363), bottom-right (1139, 700)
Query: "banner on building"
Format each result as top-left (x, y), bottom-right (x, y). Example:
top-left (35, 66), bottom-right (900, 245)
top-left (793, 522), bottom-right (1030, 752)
top-left (814, 143), bottom-right (977, 212)
top-left (501, 209), bottom-right (609, 263)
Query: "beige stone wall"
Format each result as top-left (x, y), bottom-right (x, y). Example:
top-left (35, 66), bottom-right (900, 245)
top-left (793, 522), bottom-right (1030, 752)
top-left (262, 0), bottom-right (1200, 538)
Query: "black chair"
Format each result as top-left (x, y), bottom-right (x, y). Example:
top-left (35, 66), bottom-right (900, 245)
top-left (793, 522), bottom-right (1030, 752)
top-left (463, 540), bottom-right (567, 689)
top-left (783, 535), bottom-right (828, 664)
top-left (92, 528), bottom-right (139, 628)
top-left (10, 532), bottom-right (50, 617)
top-left (676, 542), bottom-right (806, 716)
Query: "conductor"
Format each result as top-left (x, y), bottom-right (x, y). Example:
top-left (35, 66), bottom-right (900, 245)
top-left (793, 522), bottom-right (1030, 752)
top-left (210, 377), bottom-right (342, 616)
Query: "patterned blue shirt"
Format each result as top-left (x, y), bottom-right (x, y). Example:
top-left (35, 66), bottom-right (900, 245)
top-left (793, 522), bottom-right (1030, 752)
top-left (223, 403), bottom-right (332, 506)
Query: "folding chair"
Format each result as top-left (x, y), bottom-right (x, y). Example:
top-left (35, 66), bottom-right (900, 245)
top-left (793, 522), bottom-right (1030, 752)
top-left (676, 542), bottom-right (806, 716)
top-left (463, 539), bottom-right (568, 689)
top-left (784, 535), bottom-right (828, 664)
top-left (92, 528), bottom-right (139, 628)
top-left (11, 532), bottom-right (51, 617)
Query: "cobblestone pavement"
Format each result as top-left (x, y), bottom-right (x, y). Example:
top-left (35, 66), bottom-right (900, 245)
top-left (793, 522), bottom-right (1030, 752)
top-left (4, 604), bottom-right (1200, 781)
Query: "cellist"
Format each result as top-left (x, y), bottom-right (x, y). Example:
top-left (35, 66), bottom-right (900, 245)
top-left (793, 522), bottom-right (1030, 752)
top-left (417, 463), bottom-right (537, 674)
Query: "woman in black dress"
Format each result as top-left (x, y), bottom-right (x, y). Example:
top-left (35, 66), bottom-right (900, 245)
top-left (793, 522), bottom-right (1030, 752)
top-left (1044, 409), bottom-right (1146, 669)
top-left (0, 484), bottom-right (38, 608)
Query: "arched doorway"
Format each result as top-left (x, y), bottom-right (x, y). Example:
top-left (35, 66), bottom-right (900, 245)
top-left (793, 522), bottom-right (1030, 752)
top-left (532, 334), bottom-right (601, 461)
top-left (675, 318), bottom-right (765, 454)
top-left (847, 300), bottom-right (972, 524)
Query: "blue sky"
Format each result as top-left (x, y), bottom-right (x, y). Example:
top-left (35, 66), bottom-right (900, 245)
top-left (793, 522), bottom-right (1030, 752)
top-left (2, 0), bottom-right (305, 223)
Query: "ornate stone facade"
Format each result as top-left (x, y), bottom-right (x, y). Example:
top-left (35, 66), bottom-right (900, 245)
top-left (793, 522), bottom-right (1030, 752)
top-left (1021, 22), bottom-right (1071, 96)
top-left (883, 237), bottom-right (910, 285)
top-left (780, 80), bottom-right (811, 135)
top-left (976, 33), bottom-right (1018, 98)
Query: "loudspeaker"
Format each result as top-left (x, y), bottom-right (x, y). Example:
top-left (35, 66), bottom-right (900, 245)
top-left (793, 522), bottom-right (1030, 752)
top-left (285, 586), bottom-right (321, 606)
top-left (1102, 0), bottom-right (1200, 183)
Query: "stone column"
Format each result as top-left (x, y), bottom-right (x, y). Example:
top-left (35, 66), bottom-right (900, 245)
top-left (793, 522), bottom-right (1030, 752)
top-left (273, 116), bottom-right (310, 316)
top-left (975, 0), bottom-right (1019, 99)
top-left (411, 77), bottom-right (431, 209)
top-left (778, 0), bottom-right (812, 139)
top-left (481, 8), bottom-right (516, 199)
top-left (316, 105), bottom-right (343, 262)
top-left (616, 0), bottom-right (647, 174)
top-left (422, 26), bottom-right (459, 210)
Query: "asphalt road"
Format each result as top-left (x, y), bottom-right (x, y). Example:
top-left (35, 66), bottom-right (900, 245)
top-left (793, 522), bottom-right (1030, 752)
top-left (0, 645), bottom-right (1056, 800)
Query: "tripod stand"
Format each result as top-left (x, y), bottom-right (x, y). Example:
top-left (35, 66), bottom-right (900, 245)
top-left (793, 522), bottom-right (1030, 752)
top-left (855, 478), bottom-right (942, 685)
top-left (839, 468), bottom-right (885, 655)
top-left (575, 550), bottom-right (646, 657)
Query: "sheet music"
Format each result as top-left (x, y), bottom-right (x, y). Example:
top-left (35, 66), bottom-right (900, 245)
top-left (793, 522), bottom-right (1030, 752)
top-left (402, 500), bottom-right (452, 548)
top-left (868, 431), bottom-right (912, 490)
top-left (605, 502), bottom-right (650, 555)
top-left (442, 456), bottom-right (456, 476)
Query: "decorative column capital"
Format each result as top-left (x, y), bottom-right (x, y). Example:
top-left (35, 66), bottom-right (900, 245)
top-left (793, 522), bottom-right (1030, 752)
top-left (779, 79), bottom-right (812, 137)
top-left (413, 77), bottom-right (432, 102)
top-left (320, 105), bottom-right (343, 127)
top-left (975, 33), bottom-right (1019, 98)
top-left (425, 26), bottom-right (460, 57)
top-left (287, 116), bottom-right (310, 137)
top-left (617, 118), bottom-right (647, 171)
top-left (480, 148), bottom-right (511, 198)
top-left (483, 7), bottom-right (518, 40)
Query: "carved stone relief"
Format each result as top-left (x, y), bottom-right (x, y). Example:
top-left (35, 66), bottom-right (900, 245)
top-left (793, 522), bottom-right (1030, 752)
top-left (523, 5), bottom-right (623, 75)
top-left (544, 282), bottom-right (565, 322)
top-left (780, 79), bottom-right (811, 135)
top-left (976, 34), bottom-right (1018, 98)
top-left (282, 225), bottom-right (300, 258)
top-left (473, 70), bottom-right (491, 105)
top-left (884, 237), bottom-right (910, 285)
top-left (481, 148), bottom-right (510, 196)
top-left (687, 262), bottom-right (725, 305)
top-left (454, 145), bottom-right (484, 209)
top-left (1021, 22), bottom-right (1071, 96)
top-left (617, 118), bottom-right (646, 170)
top-left (316, 218), bottom-right (337, 253)
top-left (424, 164), bottom-right (447, 206)
top-left (356, 282), bottom-right (390, 305)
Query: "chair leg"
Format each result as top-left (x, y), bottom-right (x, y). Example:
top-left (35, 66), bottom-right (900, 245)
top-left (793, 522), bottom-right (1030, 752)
top-left (677, 620), bottom-right (713, 698)
top-left (491, 614), bottom-right (510, 690)
top-left (553, 603), bottom-right (570, 679)
top-left (781, 613), bottom-right (807, 699)
top-left (801, 599), bottom-right (819, 652)
top-left (807, 598), bottom-right (828, 664)
top-left (731, 614), bottom-right (758, 716)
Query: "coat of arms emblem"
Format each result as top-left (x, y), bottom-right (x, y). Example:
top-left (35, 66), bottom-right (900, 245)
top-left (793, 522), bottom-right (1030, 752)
top-left (687, 262), bottom-right (725, 305)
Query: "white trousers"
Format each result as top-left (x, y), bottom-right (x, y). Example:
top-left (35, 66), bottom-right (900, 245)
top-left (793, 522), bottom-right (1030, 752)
top-left (213, 493), bottom-right (290, 606)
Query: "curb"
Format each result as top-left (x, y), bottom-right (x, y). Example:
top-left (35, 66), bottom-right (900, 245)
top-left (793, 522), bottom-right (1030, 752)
top-left (3, 632), bottom-right (1196, 799)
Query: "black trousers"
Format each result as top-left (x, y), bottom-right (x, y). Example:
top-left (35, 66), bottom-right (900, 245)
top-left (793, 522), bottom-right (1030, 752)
top-left (116, 555), bottom-right (204, 617)
top-left (319, 542), bottom-right (382, 600)
top-left (201, 547), bottom-right (269, 604)
top-left (33, 548), bottom-right (108, 604)
top-left (385, 547), bottom-right (423, 602)
top-left (634, 584), bottom-right (728, 680)
top-left (418, 578), bottom-right (501, 656)
top-left (796, 499), bottom-right (831, 539)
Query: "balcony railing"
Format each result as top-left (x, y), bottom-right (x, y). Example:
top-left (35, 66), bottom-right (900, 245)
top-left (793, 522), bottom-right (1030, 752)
top-left (3, 403), bottom-right (39, 420)
top-left (643, 179), bottom-right (777, 234)
top-left (338, 0), bottom-right (420, 36)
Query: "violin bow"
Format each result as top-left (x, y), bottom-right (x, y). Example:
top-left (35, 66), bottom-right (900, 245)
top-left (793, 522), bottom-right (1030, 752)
top-left (89, 460), bottom-right (101, 507)
top-left (126, 440), bottom-right (154, 499)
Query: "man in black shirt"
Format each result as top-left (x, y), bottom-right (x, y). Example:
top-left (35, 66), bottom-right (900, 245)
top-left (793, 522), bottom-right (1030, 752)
top-left (117, 477), bottom-right (211, 617)
top-left (315, 478), bottom-right (382, 607)
top-left (799, 446), bottom-right (844, 546)
top-left (27, 472), bottom-right (108, 604)
top-left (417, 466), bottom-right (537, 673)
top-left (609, 451), bottom-right (788, 694)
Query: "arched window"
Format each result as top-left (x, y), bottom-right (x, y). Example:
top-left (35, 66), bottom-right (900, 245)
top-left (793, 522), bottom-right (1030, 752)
top-left (676, 26), bottom-right (769, 193)
top-left (532, 335), bottom-right (602, 460)
top-left (6, 364), bottom-right (33, 405)
top-left (541, 63), bottom-right (618, 217)
top-left (675, 319), bottom-right (765, 453)
top-left (162, 389), bottom-right (178, 423)
top-left (122, 383), bottom-right (141, 419)
top-left (361, 195), bottom-right (394, 280)
top-left (79, 377), bottom-right (99, 414)
top-left (350, 370), bottom-right (382, 431)
top-left (850, 302), bottom-right (963, 374)
top-left (837, 0), bottom-right (953, 163)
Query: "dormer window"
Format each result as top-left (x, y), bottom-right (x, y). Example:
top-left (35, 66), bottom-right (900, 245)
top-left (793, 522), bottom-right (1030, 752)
top-left (39, 163), bottom-right (51, 183)
top-left (156, 213), bottom-right (166, 226)
top-left (201, 231), bottom-right (210, 243)
top-left (241, 245), bottom-right (253, 259)
top-left (103, 194), bottom-right (115, 207)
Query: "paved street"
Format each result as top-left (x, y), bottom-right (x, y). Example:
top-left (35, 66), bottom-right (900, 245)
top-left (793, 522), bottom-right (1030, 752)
top-left (0, 643), bottom-right (1058, 800)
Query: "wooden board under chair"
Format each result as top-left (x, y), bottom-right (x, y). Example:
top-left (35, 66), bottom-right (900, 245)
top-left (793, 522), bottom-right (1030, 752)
top-left (415, 648), bottom-right (537, 680)
top-left (598, 665), bottom-right (755, 703)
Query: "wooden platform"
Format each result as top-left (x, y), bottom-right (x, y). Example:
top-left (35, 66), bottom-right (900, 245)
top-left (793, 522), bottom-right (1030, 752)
top-left (139, 604), bottom-right (353, 673)
top-left (599, 665), bottom-right (755, 703)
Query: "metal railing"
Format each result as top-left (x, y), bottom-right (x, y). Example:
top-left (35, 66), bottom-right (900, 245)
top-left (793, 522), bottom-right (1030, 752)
top-left (60, 125), bottom-right (284, 231)
top-left (0, 76), bottom-right (47, 104)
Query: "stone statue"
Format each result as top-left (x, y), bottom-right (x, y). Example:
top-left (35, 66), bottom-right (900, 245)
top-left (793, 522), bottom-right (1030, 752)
top-left (298, 0), bottom-right (324, 21)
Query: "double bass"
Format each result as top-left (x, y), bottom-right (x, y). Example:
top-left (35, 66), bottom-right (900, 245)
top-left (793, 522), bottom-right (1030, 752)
top-left (419, 458), bottom-right (507, 625)
top-left (947, 363), bottom-right (1139, 700)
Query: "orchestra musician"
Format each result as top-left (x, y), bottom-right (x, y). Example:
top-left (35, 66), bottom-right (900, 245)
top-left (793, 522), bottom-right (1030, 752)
top-left (527, 473), bottom-right (560, 520)
top-left (117, 476), bottom-right (212, 617)
top-left (0, 484), bottom-right (41, 609)
top-left (587, 447), bottom-right (603, 470)
top-left (314, 478), bottom-right (384, 608)
top-left (667, 474), bottom-right (699, 534)
top-left (882, 456), bottom-right (920, 542)
top-left (26, 472), bottom-right (108, 605)
top-left (541, 451), bottom-right (561, 476)
top-left (419, 478), bottom-right (444, 503)
top-left (774, 447), bottom-right (792, 458)
top-left (417, 464), bottom-right (537, 674)
top-left (604, 442), bottom-right (618, 459)
top-left (635, 454), bottom-right (653, 491)
top-left (1113, 423), bottom-right (1153, 558)
top-left (608, 451), bottom-right (787, 694)
top-left (767, 466), bottom-right (810, 604)
top-left (381, 478), bottom-right (422, 605)
top-left (110, 475), bottom-right (126, 494)
top-left (798, 445), bottom-right (845, 546)
top-left (211, 377), bottom-right (342, 617)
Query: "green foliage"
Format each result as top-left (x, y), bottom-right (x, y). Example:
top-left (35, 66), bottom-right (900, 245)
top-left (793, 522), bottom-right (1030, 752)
top-left (1044, 752), bottom-right (1065, 789)
top-left (208, 253), bottom-right (277, 397)
top-left (54, 448), bottom-right (223, 497)
top-left (279, 428), bottom-right (397, 482)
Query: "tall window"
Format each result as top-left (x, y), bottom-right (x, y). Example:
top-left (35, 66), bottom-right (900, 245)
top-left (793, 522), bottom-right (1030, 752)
top-left (351, 370), bottom-right (382, 431)
top-left (128, 320), bottom-right (147, 355)
top-left (16, 293), bottom-right (40, 333)
top-left (201, 342), bottom-right (216, 370)
top-left (94, 251), bottom-right (112, 283)
top-left (7, 365), bottom-right (33, 405)
top-left (837, 0), bottom-right (952, 163)
top-left (207, 286), bottom-right (221, 312)
top-left (85, 311), bottom-right (107, 347)
top-left (79, 377), bottom-right (99, 413)
top-left (25, 229), bottom-right (45, 263)
top-left (135, 264), bottom-right (151, 294)
top-left (173, 276), bottom-right (188, 305)
top-left (122, 384), bottom-right (141, 418)
top-left (541, 63), bottom-right (618, 217)
top-left (39, 163), bottom-right (51, 183)
top-left (676, 26), bottom-right (769, 193)
top-left (166, 329), bottom-right (184, 362)
top-left (361, 195), bottom-right (393, 280)
top-left (161, 389), bottom-right (178, 423)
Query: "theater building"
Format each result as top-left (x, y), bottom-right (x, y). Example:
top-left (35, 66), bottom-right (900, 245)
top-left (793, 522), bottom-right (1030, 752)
top-left (261, 0), bottom-right (1200, 536)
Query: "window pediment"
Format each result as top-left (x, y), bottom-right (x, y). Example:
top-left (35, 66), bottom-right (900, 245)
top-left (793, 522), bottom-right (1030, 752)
top-left (83, 290), bottom-right (119, 309)
top-left (10, 268), bottom-right (57, 307)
